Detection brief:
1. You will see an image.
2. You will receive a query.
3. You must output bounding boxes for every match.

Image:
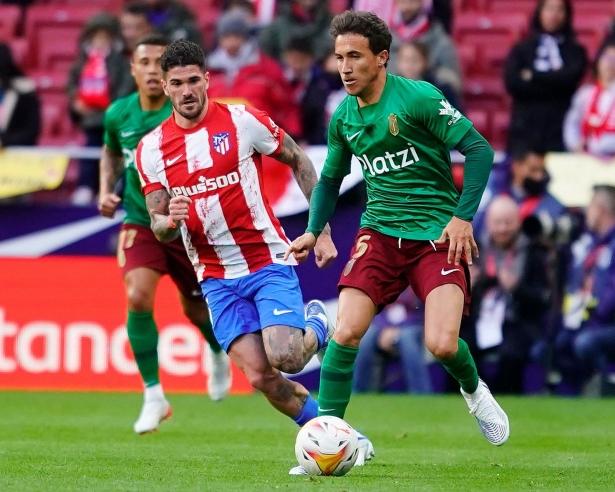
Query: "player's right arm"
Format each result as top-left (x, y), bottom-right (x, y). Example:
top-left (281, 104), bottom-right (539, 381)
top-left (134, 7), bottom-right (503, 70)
top-left (98, 105), bottom-right (124, 218)
top-left (145, 190), bottom-right (189, 243)
top-left (135, 135), bottom-right (186, 243)
top-left (286, 112), bottom-right (352, 262)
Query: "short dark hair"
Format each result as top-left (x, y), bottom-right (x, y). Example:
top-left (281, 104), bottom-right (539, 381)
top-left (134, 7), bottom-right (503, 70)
top-left (593, 185), bottom-right (615, 216)
top-left (135, 33), bottom-right (169, 50)
top-left (123, 1), bottom-right (149, 17)
top-left (160, 40), bottom-right (206, 73)
top-left (330, 10), bottom-right (392, 57)
top-left (510, 146), bottom-right (546, 163)
top-left (284, 36), bottom-right (314, 56)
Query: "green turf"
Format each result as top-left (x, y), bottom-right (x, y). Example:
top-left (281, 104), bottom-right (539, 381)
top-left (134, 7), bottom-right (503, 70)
top-left (0, 392), bottom-right (613, 491)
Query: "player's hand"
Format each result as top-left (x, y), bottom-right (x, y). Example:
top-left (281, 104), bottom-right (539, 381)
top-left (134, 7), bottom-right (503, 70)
top-left (314, 233), bottom-right (337, 269)
top-left (98, 193), bottom-right (121, 218)
top-left (284, 232), bottom-right (317, 263)
top-left (435, 216), bottom-right (479, 266)
top-left (169, 195), bottom-right (191, 227)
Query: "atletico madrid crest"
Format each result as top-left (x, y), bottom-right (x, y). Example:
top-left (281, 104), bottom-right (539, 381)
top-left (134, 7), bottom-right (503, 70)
top-left (213, 132), bottom-right (231, 155)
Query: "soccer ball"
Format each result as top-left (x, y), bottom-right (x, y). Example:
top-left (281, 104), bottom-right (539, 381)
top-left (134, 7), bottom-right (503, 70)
top-left (295, 416), bottom-right (359, 476)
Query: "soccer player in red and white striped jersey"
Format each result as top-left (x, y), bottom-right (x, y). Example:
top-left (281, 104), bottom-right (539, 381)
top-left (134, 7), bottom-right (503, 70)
top-left (136, 40), bottom-right (339, 446)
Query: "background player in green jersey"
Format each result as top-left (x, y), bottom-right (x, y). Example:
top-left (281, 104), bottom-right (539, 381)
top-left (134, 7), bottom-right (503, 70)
top-left (98, 34), bottom-right (230, 434)
top-left (287, 11), bottom-right (510, 449)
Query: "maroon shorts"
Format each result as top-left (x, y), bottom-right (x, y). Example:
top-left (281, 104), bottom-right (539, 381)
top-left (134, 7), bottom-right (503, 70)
top-left (117, 223), bottom-right (202, 300)
top-left (338, 228), bottom-right (471, 315)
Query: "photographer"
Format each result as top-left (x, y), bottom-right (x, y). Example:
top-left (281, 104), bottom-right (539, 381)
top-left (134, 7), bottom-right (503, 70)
top-left (556, 185), bottom-right (615, 395)
top-left (474, 147), bottom-right (565, 240)
top-left (469, 196), bottom-right (553, 394)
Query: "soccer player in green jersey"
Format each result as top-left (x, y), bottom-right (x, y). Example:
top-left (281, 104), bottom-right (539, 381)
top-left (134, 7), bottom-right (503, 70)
top-left (287, 11), bottom-right (510, 451)
top-left (98, 34), bottom-right (231, 434)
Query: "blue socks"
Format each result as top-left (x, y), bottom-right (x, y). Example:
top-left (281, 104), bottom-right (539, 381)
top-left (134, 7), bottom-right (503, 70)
top-left (292, 394), bottom-right (318, 426)
top-left (305, 315), bottom-right (327, 349)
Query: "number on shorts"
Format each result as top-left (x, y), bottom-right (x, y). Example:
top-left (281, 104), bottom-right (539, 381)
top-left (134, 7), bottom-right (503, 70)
top-left (352, 235), bottom-right (371, 259)
top-left (117, 228), bottom-right (138, 268)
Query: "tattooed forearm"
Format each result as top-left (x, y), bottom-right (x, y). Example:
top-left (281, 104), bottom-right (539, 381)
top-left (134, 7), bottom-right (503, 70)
top-left (99, 145), bottom-right (124, 194)
top-left (146, 189), bottom-right (180, 242)
top-left (275, 134), bottom-right (318, 202)
top-left (274, 134), bottom-right (331, 236)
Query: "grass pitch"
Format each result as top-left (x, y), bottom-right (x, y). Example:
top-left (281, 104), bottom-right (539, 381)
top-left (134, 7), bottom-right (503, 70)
top-left (0, 392), bottom-right (613, 491)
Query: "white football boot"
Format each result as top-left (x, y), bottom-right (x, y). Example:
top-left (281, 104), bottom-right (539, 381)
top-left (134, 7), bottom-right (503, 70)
top-left (305, 300), bottom-right (335, 363)
top-left (133, 398), bottom-right (172, 434)
top-left (207, 346), bottom-right (232, 401)
top-left (289, 430), bottom-right (375, 475)
top-left (461, 378), bottom-right (510, 446)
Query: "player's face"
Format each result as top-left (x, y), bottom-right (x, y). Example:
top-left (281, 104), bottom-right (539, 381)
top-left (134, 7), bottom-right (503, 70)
top-left (334, 34), bottom-right (387, 98)
top-left (131, 44), bottom-right (166, 98)
top-left (162, 65), bottom-right (210, 120)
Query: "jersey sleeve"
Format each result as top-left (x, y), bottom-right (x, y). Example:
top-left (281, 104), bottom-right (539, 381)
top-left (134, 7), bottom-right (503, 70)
top-left (242, 106), bottom-right (286, 156)
top-left (135, 133), bottom-right (165, 195)
top-left (408, 81), bottom-right (473, 149)
top-left (321, 111), bottom-right (352, 179)
top-left (103, 103), bottom-right (121, 154)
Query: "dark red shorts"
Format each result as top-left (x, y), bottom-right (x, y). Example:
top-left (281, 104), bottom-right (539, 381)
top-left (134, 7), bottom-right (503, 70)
top-left (338, 228), bottom-right (471, 315)
top-left (117, 223), bottom-right (202, 300)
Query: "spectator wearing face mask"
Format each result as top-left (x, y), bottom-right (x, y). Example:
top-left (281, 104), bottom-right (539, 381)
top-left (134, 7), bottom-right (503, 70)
top-left (473, 147), bottom-right (566, 241)
top-left (504, 0), bottom-right (587, 153)
top-left (564, 42), bottom-right (615, 158)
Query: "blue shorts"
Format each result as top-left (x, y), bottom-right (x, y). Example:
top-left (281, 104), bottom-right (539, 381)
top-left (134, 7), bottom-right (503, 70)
top-left (200, 264), bottom-right (306, 352)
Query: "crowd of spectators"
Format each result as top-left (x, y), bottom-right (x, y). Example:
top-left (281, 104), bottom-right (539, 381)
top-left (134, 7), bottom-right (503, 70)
top-left (2, 0), bottom-right (615, 395)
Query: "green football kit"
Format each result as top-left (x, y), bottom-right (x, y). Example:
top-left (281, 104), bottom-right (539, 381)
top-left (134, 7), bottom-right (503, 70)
top-left (308, 74), bottom-right (494, 418)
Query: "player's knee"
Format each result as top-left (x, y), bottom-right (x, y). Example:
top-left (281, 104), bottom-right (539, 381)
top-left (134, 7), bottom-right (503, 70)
top-left (126, 287), bottom-right (154, 312)
top-left (427, 340), bottom-right (458, 361)
top-left (333, 328), bottom-right (362, 349)
top-left (245, 368), bottom-right (276, 392)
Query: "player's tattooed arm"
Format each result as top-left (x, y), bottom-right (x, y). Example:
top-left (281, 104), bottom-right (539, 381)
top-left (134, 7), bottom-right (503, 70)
top-left (98, 145), bottom-right (125, 217)
top-left (274, 133), bottom-right (331, 236)
top-left (146, 189), bottom-right (181, 243)
top-left (99, 145), bottom-right (124, 194)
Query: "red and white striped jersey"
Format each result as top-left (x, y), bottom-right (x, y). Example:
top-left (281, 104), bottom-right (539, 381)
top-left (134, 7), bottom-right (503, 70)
top-left (136, 101), bottom-right (297, 281)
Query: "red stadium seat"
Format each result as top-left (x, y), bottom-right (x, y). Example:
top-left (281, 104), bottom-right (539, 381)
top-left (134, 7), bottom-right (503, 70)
top-left (329, 0), bottom-right (350, 14)
top-left (478, 42), bottom-right (512, 76)
top-left (457, 43), bottom-right (477, 77)
top-left (465, 108), bottom-right (490, 141)
top-left (30, 69), bottom-right (68, 95)
top-left (24, 6), bottom-right (101, 68)
top-left (56, 0), bottom-right (122, 10)
top-left (463, 75), bottom-right (509, 115)
top-left (575, 0), bottom-right (613, 16)
top-left (489, 0), bottom-right (536, 16)
top-left (39, 93), bottom-right (79, 145)
top-left (37, 27), bottom-right (81, 71)
top-left (491, 110), bottom-right (510, 151)
top-left (453, 13), bottom-right (529, 50)
top-left (0, 5), bottom-right (21, 40)
top-left (574, 14), bottom-right (612, 59)
top-left (196, 6), bottom-right (223, 51)
top-left (7, 38), bottom-right (29, 70)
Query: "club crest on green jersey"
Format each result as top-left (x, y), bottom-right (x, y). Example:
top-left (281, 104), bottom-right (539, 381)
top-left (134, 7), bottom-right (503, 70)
top-left (438, 100), bottom-right (461, 125)
top-left (388, 114), bottom-right (399, 136)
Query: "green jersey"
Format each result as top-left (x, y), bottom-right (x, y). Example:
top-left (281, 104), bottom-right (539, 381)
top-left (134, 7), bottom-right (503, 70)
top-left (323, 73), bottom-right (473, 241)
top-left (103, 92), bottom-right (173, 227)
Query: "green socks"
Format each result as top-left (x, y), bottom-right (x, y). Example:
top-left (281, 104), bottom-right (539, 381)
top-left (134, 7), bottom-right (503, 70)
top-left (195, 317), bottom-right (222, 354)
top-left (438, 338), bottom-right (479, 394)
top-left (127, 310), bottom-right (159, 387)
top-left (317, 340), bottom-right (359, 419)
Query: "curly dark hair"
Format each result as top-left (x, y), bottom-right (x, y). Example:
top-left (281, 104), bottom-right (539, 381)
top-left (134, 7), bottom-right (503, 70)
top-left (160, 40), bottom-right (206, 73)
top-left (330, 10), bottom-right (392, 58)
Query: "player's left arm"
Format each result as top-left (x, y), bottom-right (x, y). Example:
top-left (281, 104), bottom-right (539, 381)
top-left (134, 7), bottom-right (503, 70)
top-left (145, 190), bottom-right (191, 243)
top-left (273, 133), bottom-right (337, 268)
top-left (411, 82), bottom-right (494, 266)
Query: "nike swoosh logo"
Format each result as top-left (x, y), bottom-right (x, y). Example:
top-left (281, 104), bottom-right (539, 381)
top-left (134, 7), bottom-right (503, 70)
top-left (441, 268), bottom-right (460, 276)
top-left (120, 130), bottom-right (135, 138)
top-left (346, 131), bottom-right (361, 141)
top-left (273, 309), bottom-right (293, 315)
top-left (318, 407), bottom-right (336, 412)
top-left (166, 154), bottom-right (183, 166)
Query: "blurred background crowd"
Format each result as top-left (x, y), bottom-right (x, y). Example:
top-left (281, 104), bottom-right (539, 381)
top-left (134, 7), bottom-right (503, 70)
top-left (1, 0), bottom-right (615, 397)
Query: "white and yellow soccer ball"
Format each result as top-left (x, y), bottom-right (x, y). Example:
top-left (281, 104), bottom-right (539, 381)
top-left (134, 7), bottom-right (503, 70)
top-left (294, 416), bottom-right (359, 476)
